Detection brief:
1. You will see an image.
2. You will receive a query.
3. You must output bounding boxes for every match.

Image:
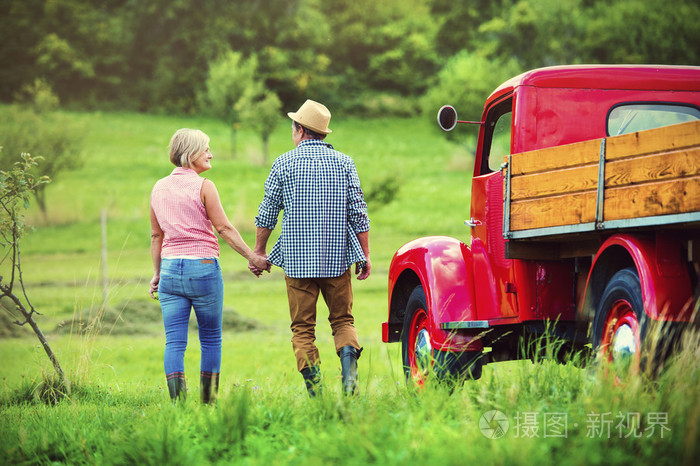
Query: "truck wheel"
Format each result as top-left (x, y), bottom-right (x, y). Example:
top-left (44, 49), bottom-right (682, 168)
top-left (401, 285), bottom-right (483, 386)
top-left (593, 267), bottom-right (646, 376)
top-left (402, 286), bottom-right (432, 386)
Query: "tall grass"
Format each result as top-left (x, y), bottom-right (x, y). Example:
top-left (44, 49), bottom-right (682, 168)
top-left (1, 329), bottom-right (699, 465)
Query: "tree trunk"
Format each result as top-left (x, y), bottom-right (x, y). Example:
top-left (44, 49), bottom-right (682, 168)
top-left (34, 187), bottom-right (47, 222)
top-left (0, 282), bottom-right (68, 389)
top-left (262, 136), bottom-right (269, 166)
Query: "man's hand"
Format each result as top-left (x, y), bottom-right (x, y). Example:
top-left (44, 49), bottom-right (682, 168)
top-left (355, 259), bottom-right (371, 280)
top-left (248, 253), bottom-right (271, 277)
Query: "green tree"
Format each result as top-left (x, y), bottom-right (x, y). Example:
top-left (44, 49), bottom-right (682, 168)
top-left (582, 0), bottom-right (700, 64)
top-left (13, 78), bottom-right (59, 113)
top-left (125, 0), bottom-right (237, 113)
top-left (227, 0), bottom-right (333, 109)
top-left (429, 0), bottom-right (502, 58)
top-left (33, 0), bottom-right (135, 107)
top-left (234, 85), bottom-right (282, 164)
top-left (0, 0), bottom-right (46, 103)
top-left (0, 152), bottom-right (68, 399)
top-left (199, 51), bottom-right (258, 156)
top-left (4, 0), bottom-right (699, 114)
top-left (0, 84), bottom-right (84, 219)
top-left (421, 51), bottom-right (521, 142)
top-left (476, 0), bottom-right (588, 68)
top-left (319, 0), bottom-right (440, 109)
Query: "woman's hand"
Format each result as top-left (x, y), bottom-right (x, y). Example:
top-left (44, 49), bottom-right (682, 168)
top-left (149, 275), bottom-right (160, 300)
top-left (249, 254), bottom-right (270, 277)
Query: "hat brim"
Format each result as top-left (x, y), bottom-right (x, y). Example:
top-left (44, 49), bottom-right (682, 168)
top-left (288, 112), bottom-right (332, 134)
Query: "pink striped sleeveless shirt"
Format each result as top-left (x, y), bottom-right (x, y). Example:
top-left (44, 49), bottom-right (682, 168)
top-left (151, 167), bottom-right (219, 258)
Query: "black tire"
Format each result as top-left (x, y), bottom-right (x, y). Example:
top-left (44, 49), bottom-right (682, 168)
top-left (592, 267), bottom-right (647, 374)
top-left (401, 285), bottom-right (482, 384)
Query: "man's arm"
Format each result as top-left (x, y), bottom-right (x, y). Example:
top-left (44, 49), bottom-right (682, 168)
top-left (346, 160), bottom-right (371, 280)
top-left (254, 226), bottom-right (273, 256)
top-left (249, 227), bottom-right (273, 275)
top-left (252, 164), bottom-right (282, 274)
top-left (355, 230), bottom-right (371, 280)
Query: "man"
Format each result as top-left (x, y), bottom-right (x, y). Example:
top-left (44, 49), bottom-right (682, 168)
top-left (253, 99), bottom-right (370, 396)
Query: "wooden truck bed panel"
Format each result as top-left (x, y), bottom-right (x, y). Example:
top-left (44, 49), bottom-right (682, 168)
top-left (504, 120), bottom-right (700, 239)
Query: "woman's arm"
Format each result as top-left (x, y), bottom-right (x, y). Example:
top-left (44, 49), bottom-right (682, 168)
top-left (150, 205), bottom-right (164, 299)
top-left (202, 179), bottom-right (268, 270)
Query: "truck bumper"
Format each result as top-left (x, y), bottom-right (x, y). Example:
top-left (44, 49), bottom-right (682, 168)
top-left (382, 322), bottom-right (402, 343)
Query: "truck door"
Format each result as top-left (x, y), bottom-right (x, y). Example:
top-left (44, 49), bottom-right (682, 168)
top-left (470, 96), bottom-right (519, 320)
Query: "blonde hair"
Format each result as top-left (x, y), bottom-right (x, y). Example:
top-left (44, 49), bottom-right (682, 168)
top-left (168, 128), bottom-right (209, 168)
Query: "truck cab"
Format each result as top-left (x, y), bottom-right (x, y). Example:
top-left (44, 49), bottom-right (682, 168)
top-left (383, 65), bottom-right (700, 383)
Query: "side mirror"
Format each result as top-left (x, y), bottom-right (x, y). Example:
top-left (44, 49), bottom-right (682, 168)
top-left (437, 105), bottom-right (458, 131)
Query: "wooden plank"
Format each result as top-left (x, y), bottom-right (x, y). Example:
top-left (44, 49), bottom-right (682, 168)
top-left (507, 119), bottom-right (700, 235)
top-left (510, 192), bottom-right (597, 231)
top-left (606, 147), bottom-right (700, 188)
top-left (510, 147), bottom-right (699, 201)
top-left (511, 164), bottom-right (598, 200)
top-left (606, 120), bottom-right (700, 160)
top-left (508, 138), bottom-right (601, 175)
top-left (604, 175), bottom-right (700, 221)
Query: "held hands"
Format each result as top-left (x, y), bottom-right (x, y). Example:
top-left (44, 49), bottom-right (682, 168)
top-left (355, 258), bottom-right (371, 280)
top-left (249, 253), bottom-right (271, 277)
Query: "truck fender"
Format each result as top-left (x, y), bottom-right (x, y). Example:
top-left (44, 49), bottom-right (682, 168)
top-left (582, 234), bottom-right (694, 324)
top-left (384, 236), bottom-right (482, 351)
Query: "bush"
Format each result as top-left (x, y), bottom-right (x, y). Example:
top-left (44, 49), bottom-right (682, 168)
top-left (420, 52), bottom-right (521, 140)
top-left (13, 78), bottom-right (60, 113)
top-left (350, 92), bottom-right (420, 118)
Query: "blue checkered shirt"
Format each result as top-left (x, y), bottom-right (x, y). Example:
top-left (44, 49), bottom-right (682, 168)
top-left (255, 139), bottom-right (370, 278)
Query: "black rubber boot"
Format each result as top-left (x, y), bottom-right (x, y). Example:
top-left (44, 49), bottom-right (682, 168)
top-left (200, 371), bottom-right (220, 404)
top-left (166, 372), bottom-right (187, 402)
top-left (339, 346), bottom-right (362, 396)
top-left (300, 365), bottom-right (322, 398)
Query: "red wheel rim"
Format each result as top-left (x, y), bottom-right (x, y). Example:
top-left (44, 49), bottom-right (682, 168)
top-left (408, 307), bottom-right (431, 386)
top-left (600, 298), bottom-right (641, 367)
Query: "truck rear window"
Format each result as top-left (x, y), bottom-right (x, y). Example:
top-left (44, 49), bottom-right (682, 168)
top-left (607, 103), bottom-right (700, 136)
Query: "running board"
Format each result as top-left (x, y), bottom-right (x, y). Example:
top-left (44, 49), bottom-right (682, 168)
top-left (440, 321), bottom-right (490, 330)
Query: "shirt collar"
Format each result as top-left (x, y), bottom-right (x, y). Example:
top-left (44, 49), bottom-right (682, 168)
top-left (171, 166), bottom-right (197, 175)
top-left (297, 139), bottom-right (333, 150)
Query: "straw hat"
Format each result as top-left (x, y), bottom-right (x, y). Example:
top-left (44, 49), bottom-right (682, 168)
top-left (288, 99), bottom-right (332, 134)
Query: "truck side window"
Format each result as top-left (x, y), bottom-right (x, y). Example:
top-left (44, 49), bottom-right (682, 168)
top-left (608, 103), bottom-right (700, 136)
top-left (480, 98), bottom-right (513, 174)
top-left (489, 112), bottom-right (512, 172)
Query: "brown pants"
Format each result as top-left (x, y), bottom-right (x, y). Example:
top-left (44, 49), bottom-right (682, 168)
top-left (285, 269), bottom-right (361, 372)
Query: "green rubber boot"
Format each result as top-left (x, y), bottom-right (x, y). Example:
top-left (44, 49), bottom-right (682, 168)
top-left (300, 365), bottom-right (322, 398)
top-left (166, 372), bottom-right (187, 402)
top-left (200, 371), bottom-right (220, 404)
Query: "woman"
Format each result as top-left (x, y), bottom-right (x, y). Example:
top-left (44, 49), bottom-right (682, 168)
top-left (149, 128), bottom-right (267, 403)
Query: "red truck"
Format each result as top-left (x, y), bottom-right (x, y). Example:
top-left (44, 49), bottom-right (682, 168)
top-left (382, 65), bottom-right (700, 383)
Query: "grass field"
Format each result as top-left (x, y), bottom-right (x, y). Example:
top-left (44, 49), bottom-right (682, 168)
top-left (1, 106), bottom-right (699, 465)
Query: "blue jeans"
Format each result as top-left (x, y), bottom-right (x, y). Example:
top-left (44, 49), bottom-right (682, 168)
top-left (158, 258), bottom-right (223, 376)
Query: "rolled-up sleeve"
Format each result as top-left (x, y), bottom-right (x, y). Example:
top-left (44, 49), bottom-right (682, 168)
top-left (346, 162), bottom-right (370, 233)
top-left (255, 164), bottom-right (284, 230)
